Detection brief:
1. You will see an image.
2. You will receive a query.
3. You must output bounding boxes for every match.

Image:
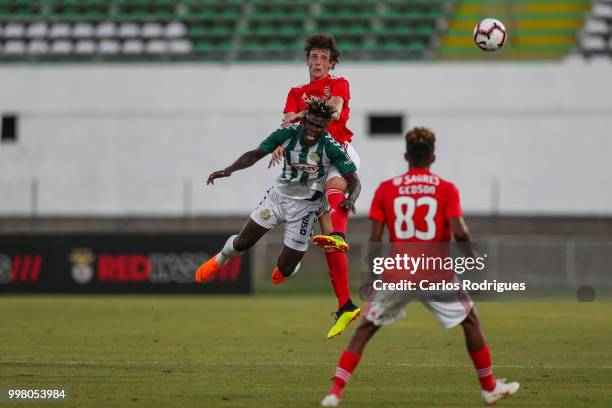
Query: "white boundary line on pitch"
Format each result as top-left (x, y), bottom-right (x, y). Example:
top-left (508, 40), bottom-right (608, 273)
top-left (1, 360), bottom-right (611, 370)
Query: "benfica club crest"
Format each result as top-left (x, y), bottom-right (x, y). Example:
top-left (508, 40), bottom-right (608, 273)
top-left (324, 87), bottom-right (330, 98)
top-left (69, 248), bottom-right (95, 284)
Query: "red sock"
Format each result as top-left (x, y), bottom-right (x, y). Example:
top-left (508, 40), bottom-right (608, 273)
top-left (326, 188), bottom-right (348, 234)
top-left (330, 350), bottom-right (361, 398)
top-left (469, 344), bottom-right (496, 391)
top-left (325, 249), bottom-right (350, 308)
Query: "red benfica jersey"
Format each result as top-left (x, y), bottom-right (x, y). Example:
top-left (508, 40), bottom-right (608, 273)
top-left (284, 75), bottom-right (353, 144)
top-left (369, 168), bottom-right (463, 243)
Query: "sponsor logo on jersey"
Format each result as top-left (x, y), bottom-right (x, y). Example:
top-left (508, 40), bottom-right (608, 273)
top-left (290, 163), bottom-right (319, 174)
top-left (260, 209), bottom-right (272, 220)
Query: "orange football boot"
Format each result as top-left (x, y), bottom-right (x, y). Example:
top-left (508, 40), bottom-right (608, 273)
top-left (195, 253), bottom-right (223, 283)
top-left (271, 267), bottom-right (286, 285)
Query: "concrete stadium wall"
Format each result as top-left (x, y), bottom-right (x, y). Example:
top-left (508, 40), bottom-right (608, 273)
top-left (0, 60), bottom-right (611, 216)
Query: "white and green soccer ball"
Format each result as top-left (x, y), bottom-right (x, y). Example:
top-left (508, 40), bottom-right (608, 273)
top-left (473, 18), bottom-right (507, 52)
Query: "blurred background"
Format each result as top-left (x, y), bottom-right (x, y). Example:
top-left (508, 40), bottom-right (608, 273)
top-left (1, 0), bottom-right (611, 294)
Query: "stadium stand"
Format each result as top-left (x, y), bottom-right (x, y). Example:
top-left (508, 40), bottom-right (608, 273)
top-left (577, 0), bottom-right (612, 57)
top-left (0, 0), bottom-right (453, 61)
top-left (0, 1), bottom-right (604, 61)
top-left (440, 0), bottom-right (592, 59)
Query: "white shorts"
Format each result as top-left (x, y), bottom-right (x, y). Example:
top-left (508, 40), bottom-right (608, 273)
top-left (326, 142), bottom-right (360, 181)
top-left (364, 289), bottom-right (474, 329)
top-left (250, 187), bottom-right (320, 252)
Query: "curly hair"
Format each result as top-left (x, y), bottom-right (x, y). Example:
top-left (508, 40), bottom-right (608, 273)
top-left (305, 32), bottom-right (340, 68)
top-left (306, 96), bottom-right (336, 120)
top-left (405, 127), bottom-right (436, 163)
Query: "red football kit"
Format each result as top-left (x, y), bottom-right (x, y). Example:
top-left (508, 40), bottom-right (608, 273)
top-left (284, 74), bottom-right (353, 144)
top-left (369, 167), bottom-right (463, 243)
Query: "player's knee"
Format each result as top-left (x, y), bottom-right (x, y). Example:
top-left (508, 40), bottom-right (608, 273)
top-left (357, 320), bottom-right (378, 336)
top-left (325, 176), bottom-right (347, 192)
top-left (461, 309), bottom-right (480, 328)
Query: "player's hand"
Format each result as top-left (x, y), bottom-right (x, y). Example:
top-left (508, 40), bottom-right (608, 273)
top-left (340, 197), bottom-right (356, 215)
top-left (207, 169), bottom-right (231, 185)
top-left (267, 146), bottom-right (285, 168)
top-left (280, 111), bottom-right (305, 127)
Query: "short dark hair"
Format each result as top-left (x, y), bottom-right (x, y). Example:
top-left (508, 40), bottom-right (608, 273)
top-left (307, 97), bottom-right (336, 120)
top-left (305, 33), bottom-right (340, 68)
top-left (405, 127), bottom-right (436, 164)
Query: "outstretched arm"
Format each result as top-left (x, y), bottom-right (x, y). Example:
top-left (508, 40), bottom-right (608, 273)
top-left (339, 172), bottom-right (361, 214)
top-left (207, 148), bottom-right (267, 185)
top-left (328, 96), bottom-right (344, 121)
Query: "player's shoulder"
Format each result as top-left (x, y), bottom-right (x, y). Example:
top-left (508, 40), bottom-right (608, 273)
top-left (289, 82), bottom-right (309, 93)
top-left (430, 171), bottom-right (460, 194)
top-left (328, 74), bottom-right (349, 85)
top-left (322, 133), bottom-right (343, 149)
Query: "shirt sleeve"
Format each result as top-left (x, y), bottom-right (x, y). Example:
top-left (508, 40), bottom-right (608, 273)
top-left (369, 183), bottom-right (386, 222)
top-left (283, 88), bottom-right (299, 113)
top-left (445, 183), bottom-right (464, 219)
top-left (259, 128), bottom-right (293, 154)
top-left (325, 139), bottom-right (357, 175)
top-left (330, 78), bottom-right (350, 103)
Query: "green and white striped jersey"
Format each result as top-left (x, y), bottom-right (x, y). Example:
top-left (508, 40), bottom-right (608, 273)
top-left (259, 125), bottom-right (357, 200)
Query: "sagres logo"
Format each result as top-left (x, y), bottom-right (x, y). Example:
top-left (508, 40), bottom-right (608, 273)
top-left (260, 209), bottom-right (272, 220)
top-left (69, 248), bottom-right (95, 284)
top-left (290, 163), bottom-right (319, 174)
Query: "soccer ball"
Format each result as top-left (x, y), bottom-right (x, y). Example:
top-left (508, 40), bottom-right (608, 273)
top-left (473, 18), bottom-right (507, 52)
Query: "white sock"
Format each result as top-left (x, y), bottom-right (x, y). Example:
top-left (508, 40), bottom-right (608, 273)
top-left (216, 235), bottom-right (244, 265)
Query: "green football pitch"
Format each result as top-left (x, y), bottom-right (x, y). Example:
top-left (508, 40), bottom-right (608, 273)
top-left (1, 295), bottom-right (610, 407)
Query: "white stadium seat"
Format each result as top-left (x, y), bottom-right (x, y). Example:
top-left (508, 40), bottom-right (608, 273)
top-left (73, 23), bottom-right (94, 38)
top-left (118, 23), bottom-right (140, 38)
top-left (582, 35), bottom-right (607, 51)
top-left (4, 23), bottom-right (25, 38)
top-left (142, 23), bottom-right (163, 38)
top-left (28, 40), bottom-right (49, 55)
top-left (165, 22), bottom-right (186, 38)
top-left (4, 40), bottom-right (26, 55)
top-left (51, 40), bottom-right (73, 55)
top-left (99, 39), bottom-right (120, 54)
top-left (27, 23), bottom-right (48, 39)
top-left (49, 24), bottom-right (71, 39)
top-left (123, 39), bottom-right (144, 54)
top-left (96, 22), bottom-right (117, 38)
top-left (146, 40), bottom-right (167, 54)
top-left (584, 18), bottom-right (609, 35)
top-left (169, 39), bottom-right (192, 54)
top-left (75, 40), bottom-right (96, 55)
top-left (593, 2), bottom-right (612, 18)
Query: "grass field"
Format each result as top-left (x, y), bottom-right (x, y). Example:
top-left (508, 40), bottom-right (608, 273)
top-left (1, 295), bottom-right (611, 407)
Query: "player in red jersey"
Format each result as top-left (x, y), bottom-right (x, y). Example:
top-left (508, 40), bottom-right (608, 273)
top-left (321, 128), bottom-right (519, 407)
top-left (270, 33), bottom-right (360, 339)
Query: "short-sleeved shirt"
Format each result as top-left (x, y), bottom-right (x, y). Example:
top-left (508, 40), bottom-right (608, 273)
top-left (284, 75), bottom-right (353, 144)
top-left (260, 125), bottom-right (357, 200)
top-left (369, 168), bottom-right (463, 242)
